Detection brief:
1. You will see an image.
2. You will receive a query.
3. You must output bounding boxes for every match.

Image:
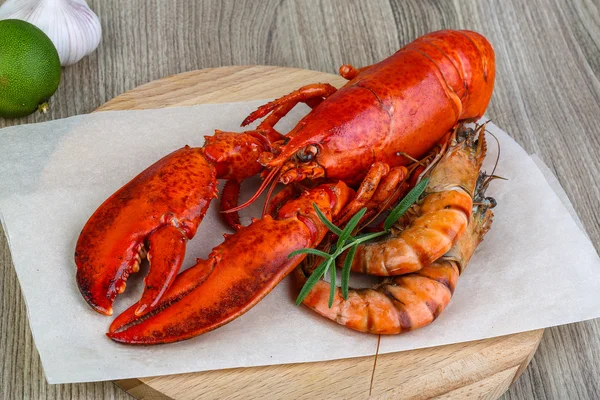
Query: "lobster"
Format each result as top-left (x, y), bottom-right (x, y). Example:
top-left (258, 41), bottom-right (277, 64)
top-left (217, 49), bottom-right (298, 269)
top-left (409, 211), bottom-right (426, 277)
top-left (75, 29), bottom-right (496, 344)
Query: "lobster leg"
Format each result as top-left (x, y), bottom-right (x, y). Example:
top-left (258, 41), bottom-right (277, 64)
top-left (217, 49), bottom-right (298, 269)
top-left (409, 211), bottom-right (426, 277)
top-left (108, 182), bottom-right (354, 344)
top-left (216, 83), bottom-right (340, 227)
top-left (360, 166), bottom-right (411, 226)
top-left (336, 162), bottom-right (408, 225)
top-left (338, 64), bottom-right (370, 80)
top-left (242, 83), bottom-right (338, 128)
top-left (220, 180), bottom-right (243, 231)
top-left (255, 99), bottom-right (322, 140)
top-left (335, 162), bottom-right (390, 226)
top-left (265, 184), bottom-right (300, 217)
top-left (335, 164), bottom-right (409, 228)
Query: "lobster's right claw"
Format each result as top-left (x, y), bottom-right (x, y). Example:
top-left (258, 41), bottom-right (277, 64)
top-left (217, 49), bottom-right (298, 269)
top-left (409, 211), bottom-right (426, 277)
top-left (75, 147), bottom-right (218, 316)
top-left (107, 182), bottom-right (354, 344)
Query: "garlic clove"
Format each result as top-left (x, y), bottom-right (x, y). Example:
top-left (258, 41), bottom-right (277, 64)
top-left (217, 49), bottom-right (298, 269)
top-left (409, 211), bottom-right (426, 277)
top-left (0, 0), bottom-right (102, 66)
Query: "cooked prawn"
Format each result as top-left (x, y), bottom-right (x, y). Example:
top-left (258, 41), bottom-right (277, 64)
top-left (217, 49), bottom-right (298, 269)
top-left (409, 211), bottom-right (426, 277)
top-left (295, 198), bottom-right (493, 334)
top-left (342, 124), bottom-right (487, 276)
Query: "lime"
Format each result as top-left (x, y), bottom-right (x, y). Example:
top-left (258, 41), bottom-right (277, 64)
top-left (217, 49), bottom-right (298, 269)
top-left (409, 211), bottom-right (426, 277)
top-left (0, 19), bottom-right (61, 119)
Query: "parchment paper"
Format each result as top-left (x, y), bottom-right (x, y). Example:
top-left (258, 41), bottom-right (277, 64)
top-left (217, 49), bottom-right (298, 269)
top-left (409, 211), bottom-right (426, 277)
top-left (0, 101), bottom-right (599, 384)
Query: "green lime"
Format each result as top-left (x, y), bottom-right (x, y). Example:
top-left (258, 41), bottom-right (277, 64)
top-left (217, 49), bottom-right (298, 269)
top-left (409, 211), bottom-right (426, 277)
top-left (0, 19), bottom-right (61, 119)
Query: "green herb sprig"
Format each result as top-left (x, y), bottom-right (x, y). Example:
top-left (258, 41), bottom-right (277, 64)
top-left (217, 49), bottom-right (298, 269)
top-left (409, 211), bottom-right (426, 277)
top-left (290, 177), bottom-right (429, 307)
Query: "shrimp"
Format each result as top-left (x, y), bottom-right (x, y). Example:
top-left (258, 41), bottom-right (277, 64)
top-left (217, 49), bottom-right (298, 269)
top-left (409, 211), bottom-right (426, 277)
top-left (295, 186), bottom-right (494, 334)
top-left (341, 124), bottom-right (488, 276)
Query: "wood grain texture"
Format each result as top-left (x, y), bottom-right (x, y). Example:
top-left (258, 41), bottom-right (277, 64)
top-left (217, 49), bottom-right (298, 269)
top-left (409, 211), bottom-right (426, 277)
top-left (96, 66), bottom-right (346, 110)
top-left (98, 65), bottom-right (542, 399)
top-left (1, 0), bottom-right (599, 399)
top-left (114, 332), bottom-right (543, 400)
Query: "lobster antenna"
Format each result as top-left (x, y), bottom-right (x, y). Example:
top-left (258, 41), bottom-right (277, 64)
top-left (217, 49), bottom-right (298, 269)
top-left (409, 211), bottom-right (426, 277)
top-left (489, 111), bottom-right (507, 122)
top-left (262, 168), bottom-right (284, 216)
top-left (396, 152), bottom-right (428, 166)
top-left (223, 166), bottom-right (281, 213)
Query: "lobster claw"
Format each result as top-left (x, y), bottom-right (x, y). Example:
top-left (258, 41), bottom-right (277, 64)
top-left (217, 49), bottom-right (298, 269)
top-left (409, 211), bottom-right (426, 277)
top-left (107, 182), bottom-right (354, 344)
top-left (75, 147), bottom-right (218, 316)
top-left (134, 225), bottom-right (188, 316)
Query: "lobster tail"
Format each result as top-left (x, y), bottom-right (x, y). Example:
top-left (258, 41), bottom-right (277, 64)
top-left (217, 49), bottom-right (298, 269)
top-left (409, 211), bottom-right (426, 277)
top-left (454, 30), bottom-right (496, 119)
top-left (412, 30), bottom-right (495, 121)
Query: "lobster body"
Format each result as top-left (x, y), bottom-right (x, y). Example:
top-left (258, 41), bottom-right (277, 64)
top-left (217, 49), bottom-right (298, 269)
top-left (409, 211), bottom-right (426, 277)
top-left (271, 30), bottom-right (495, 184)
top-left (75, 30), bottom-right (496, 344)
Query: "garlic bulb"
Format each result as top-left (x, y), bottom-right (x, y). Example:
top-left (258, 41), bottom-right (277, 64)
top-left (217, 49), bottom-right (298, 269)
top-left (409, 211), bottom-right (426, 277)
top-left (0, 0), bottom-right (102, 66)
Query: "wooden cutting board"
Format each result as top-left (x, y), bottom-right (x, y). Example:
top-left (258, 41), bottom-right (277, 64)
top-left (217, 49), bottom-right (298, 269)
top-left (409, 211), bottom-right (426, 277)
top-left (96, 66), bottom-right (543, 400)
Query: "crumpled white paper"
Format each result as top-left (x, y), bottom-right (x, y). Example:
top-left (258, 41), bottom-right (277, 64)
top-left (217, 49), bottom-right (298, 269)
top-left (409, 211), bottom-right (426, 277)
top-left (0, 101), bottom-right (599, 384)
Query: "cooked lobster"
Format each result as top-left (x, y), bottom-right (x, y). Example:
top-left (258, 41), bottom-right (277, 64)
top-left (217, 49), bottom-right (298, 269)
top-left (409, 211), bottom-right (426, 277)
top-left (75, 29), bottom-right (496, 344)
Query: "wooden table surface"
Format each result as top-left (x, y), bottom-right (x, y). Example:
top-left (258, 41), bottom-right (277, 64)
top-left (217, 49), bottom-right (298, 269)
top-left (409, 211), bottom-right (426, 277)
top-left (1, 0), bottom-right (599, 399)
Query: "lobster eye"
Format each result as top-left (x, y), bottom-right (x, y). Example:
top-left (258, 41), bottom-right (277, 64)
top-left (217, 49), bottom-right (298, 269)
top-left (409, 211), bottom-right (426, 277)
top-left (296, 145), bottom-right (319, 162)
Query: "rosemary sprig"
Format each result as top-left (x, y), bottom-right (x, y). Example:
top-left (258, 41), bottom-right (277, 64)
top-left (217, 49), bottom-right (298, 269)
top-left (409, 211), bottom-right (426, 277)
top-left (383, 177), bottom-right (429, 230)
top-left (290, 178), bottom-right (429, 307)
